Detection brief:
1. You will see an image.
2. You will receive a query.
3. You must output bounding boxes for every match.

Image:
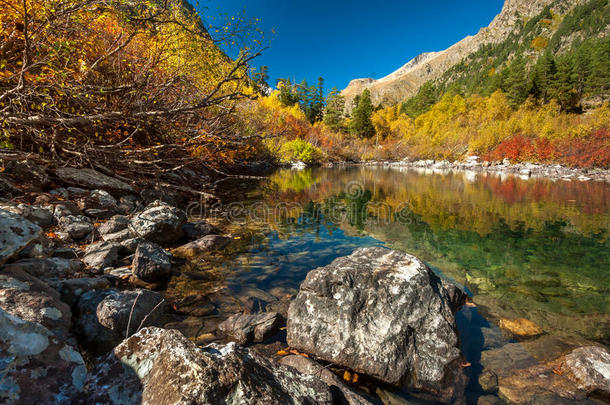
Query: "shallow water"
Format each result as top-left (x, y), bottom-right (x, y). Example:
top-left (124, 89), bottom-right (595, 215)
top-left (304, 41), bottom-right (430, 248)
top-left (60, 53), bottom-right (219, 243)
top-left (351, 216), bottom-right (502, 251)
top-left (168, 166), bottom-right (610, 402)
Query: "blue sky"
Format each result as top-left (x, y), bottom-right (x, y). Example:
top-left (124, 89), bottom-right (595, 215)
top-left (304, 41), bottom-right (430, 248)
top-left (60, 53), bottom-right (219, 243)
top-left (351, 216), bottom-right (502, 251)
top-left (198, 0), bottom-right (504, 92)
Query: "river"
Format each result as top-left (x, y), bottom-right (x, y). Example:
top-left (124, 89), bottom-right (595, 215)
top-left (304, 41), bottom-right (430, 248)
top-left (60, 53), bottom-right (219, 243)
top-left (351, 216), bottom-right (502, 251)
top-left (166, 166), bottom-right (610, 403)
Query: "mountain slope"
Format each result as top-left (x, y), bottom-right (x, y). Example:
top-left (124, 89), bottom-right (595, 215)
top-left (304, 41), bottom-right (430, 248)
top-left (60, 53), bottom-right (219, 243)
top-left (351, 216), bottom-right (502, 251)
top-left (341, 0), bottom-right (590, 112)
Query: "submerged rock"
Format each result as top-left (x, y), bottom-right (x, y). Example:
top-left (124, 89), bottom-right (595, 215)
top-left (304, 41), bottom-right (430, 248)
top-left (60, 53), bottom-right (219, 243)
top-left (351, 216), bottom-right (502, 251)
top-left (287, 247), bottom-right (467, 402)
top-left (173, 234), bottom-right (232, 259)
top-left (182, 221), bottom-right (219, 240)
top-left (75, 289), bottom-right (167, 354)
top-left (86, 327), bottom-right (335, 404)
top-left (129, 201), bottom-right (186, 244)
top-left (0, 308), bottom-right (87, 404)
top-left (218, 312), bottom-right (283, 345)
top-left (499, 318), bottom-right (543, 338)
top-left (0, 209), bottom-right (42, 266)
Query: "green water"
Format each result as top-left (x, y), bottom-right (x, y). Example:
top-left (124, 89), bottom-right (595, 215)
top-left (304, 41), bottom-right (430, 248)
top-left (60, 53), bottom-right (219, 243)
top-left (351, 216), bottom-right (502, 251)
top-left (167, 166), bottom-right (609, 401)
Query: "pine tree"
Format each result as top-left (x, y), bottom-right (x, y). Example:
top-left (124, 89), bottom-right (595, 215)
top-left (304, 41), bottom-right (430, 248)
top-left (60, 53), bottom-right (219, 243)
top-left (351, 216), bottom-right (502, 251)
top-left (323, 87), bottom-right (346, 132)
top-left (349, 89), bottom-right (375, 138)
top-left (505, 54), bottom-right (530, 107)
top-left (530, 52), bottom-right (556, 102)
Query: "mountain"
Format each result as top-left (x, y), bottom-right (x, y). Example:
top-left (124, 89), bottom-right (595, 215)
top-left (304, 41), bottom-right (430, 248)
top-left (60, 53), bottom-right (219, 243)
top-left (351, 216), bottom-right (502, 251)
top-left (341, 0), bottom-right (594, 112)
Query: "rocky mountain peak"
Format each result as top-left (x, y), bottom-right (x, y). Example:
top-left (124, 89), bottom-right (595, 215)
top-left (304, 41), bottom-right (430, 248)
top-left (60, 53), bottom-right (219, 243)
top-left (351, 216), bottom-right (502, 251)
top-left (340, 0), bottom-right (578, 112)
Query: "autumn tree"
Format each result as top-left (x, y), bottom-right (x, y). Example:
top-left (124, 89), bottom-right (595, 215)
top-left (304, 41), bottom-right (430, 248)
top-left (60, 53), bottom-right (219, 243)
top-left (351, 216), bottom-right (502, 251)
top-left (0, 0), bottom-right (265, 180)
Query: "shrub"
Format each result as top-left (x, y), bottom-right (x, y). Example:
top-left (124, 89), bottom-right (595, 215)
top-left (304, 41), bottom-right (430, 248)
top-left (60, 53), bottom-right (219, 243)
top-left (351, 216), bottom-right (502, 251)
top-left (279, 139), bottom-right (324, 164)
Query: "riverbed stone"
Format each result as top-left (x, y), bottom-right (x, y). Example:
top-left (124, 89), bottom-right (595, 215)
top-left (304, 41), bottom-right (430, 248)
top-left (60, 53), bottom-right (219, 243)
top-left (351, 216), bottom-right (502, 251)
top-left (83, 241), bottom-right (121, 270)
top-left (55, 167), bottom-right (134, 195)
top-left (172, 234), bottom-right (232, 259)
top-left (499, 318), bottom-right (543, 338)
top-left (75, 289), bottom-right (167, 353)
top-left (218, 312), bottom-right (283, 345)
top-left (86, 327), bottom-right (335, 404)
top-left (0, 308), bottom-right (87, 404)
top-left (279, 355), bottom-right (375, 405)
top-left (129, 201), bottom-right (186, 244)
top-left (1, 257), bottom-right (82, 282)
top-left (287, 247), bottom-right (467, 402)
top-left (58, 215), bottom-right (93, 240)
top-left (98, 215), bottom-right (130, 235)
top-left (182, 221), bottom-right (219, 240)
top-left (562, 346), bottom-right (610, 394)
top-left (0, 209), bottom-right (42, 266)
top-left (132, 241), bottom-right (172, 282)
top-left (0, 267), bottom-right (72, 340)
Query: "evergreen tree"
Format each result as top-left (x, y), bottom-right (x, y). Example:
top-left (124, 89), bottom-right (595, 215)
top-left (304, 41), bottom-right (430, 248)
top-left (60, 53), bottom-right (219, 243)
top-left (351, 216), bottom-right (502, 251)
top-left (323, 87), bottom-right (346, 132)
top-left (349, 89), bottom-right (375, 138)
top-left (530, 52), bottom-right (556, 102)
top-left (400, 82), bottom-right (437, 118)
top-left (505, 54), bottom-right (530, 107)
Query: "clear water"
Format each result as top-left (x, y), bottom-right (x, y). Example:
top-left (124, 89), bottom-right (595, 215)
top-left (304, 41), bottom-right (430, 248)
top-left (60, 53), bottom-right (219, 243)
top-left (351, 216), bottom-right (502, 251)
top-left (167, 166), bottom-right (610, 402)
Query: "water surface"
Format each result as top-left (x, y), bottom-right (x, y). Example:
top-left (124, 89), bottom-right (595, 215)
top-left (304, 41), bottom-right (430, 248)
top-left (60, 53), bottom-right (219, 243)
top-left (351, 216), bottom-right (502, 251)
top-left (167, 166), bottom-right (610, 402)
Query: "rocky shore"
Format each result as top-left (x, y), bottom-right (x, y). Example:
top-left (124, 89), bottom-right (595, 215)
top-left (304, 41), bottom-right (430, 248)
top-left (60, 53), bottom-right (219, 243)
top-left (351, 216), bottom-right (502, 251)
top-left (1, 159), bottom-right (609, 404)
top-left (325, 156), bottom-right (610, 182)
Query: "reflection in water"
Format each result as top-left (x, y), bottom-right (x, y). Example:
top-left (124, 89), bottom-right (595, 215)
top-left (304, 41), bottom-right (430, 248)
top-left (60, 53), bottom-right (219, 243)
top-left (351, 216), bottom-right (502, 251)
top-left (167, 166), bottom-right (609, 402)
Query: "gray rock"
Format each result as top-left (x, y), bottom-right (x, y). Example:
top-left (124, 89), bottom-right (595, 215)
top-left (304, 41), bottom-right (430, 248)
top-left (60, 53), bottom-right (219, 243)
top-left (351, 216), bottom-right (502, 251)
top-left (480, 343), bottom-right (538, 378)
top-left (279, 355), bottom-right (375, 405)
top-left (84, 208), bottom-right (115, 219)
top-left (66, 187), bottom-right (89, 198)
top-left (563, 346), bottom-right (610, 394)
top-left (4, 160), bottom-right (51, 189)
top-left (173, 234), bottom-right (232, 259)
top-left (90, 189), bottom-right (117, 209)
top-left (132, 241), bottom-right (172, 282)
top-left (58, 215), bottom-right (93, 240)
top-left (75, 289), bottom-right (167, 354)
top-left (182, 221), bottom-right (219, 240)
top-left (0, 209), bottom-right (42, 266)
top-left (1, 204), bottom-right (54, 227)
top-left (119, 237), bottom-right (145, 254)
top-left (101, 228), bottom-right (134, 243)
top-left (0, 267), bottom-right (72, 340)
top-left (98, 215), bottom-right (130, 235)
top-left (87, 328), bottom-right (335, 404)
top-left (129, 201), bottom-right (186, 244)
top-left (287, 247), bottom-right (467, 402)
top-left (0, 176), bottom-right (19, 198)
top-left (52, 202), bottom-right (82, 223)
top-left (50, 188), bottom-right (69, 199)
top-left (83, 241), bottom-right (121, 270)
top-left (218, 312), bottom-right (283, 345)
top-left (117, 194), bottom-right (141, 215)
top-left (55, 167), bottom-right (134, 195)
top-left (51, 277), bottom-right (111, 307)
top-left (1, 257), bottom-right (82, 282)
top-left (0, 308), bottom-right (87, 404)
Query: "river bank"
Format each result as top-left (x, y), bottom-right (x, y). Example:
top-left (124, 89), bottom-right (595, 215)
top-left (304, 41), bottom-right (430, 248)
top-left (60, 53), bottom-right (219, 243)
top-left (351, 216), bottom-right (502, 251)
top-left (322, 157), bottom-right (610, 183)
top-left (1, 159), bottom-right (609, 404)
